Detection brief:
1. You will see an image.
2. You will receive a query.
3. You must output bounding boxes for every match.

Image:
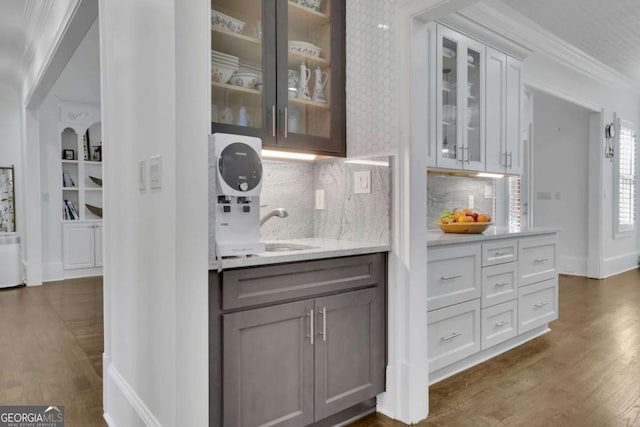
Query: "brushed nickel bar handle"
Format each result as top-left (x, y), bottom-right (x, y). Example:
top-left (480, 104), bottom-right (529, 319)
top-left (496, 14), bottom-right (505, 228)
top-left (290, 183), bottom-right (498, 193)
top-left (284, 107), bottom-right (288, 138)
top-left (534, 258), bottom-right (550, 263)
top-left (464, 146), bottom-right (470, 164)
top-left (271, 105), bottom-right (276, 137)
top-left (495, 282), bottom-right (510, 287)
top-left (495, 320), bottom-right (509, 327)
top-left (306, 309), bottom-right (314, 345)
top-left (509, 152), bottom-right (513, 169)
top-left (494, 251), bottom-right (511, 256)
top-left (441, 332), bottom-right (462, 342)
top-left (441, 274), bottom-right (462, 280)
top-left (534, 302), bottom-right (549, 308)
top-left (321, 307), bottom-right (326, 342)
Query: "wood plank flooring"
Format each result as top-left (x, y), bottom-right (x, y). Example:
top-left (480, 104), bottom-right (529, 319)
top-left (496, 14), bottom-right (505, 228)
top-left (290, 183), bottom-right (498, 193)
top-left (0, 277), bottom-right (106, 427)
top-left (352, 269), bottom-right (640, 426)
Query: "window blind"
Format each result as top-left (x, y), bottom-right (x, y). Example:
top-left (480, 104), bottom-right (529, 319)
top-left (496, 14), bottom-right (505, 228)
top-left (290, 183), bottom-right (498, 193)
top-left (617, 124), bottom-right (636, 232)
top-left (508, 176), bottom-right (521, 229)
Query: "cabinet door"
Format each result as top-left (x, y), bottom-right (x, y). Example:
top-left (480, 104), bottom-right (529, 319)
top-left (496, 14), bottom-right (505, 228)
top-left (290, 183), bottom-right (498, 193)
top-left (505, 57), bottom-right (523, 175)
top-left (485, 47), bottom-right (507, 173)
top-left (94, 223), bottom-right (103, 267)
top-left (436, 26), bottom-right (464, 169)
top-left (462, 38), bottom-right (485, 172)
top-left (275, 0), bottom-right (345, 156)
top-left (223, 300), bottom-right (314, 427)
top-left (314, 287), bottom-right (385, 421)
top-left (62, 223), bottom-right (95, 270)
top-left (211, 0), bottom-right (278, 145)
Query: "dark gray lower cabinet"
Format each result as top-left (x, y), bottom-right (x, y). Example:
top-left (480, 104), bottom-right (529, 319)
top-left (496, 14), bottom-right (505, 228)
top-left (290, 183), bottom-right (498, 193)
top-left (314, 288), bottom-right (385, 420)
top-left (223, 300), bottom-right (315, 427)
top-left (215, 253), bottom-right (387, 427)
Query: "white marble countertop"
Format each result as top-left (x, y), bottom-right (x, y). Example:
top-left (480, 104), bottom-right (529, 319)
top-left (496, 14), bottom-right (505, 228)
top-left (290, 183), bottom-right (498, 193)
top-left (427, 226), bottom-right (560, 247)
top-left (210, 238), bottom-right (390, 270)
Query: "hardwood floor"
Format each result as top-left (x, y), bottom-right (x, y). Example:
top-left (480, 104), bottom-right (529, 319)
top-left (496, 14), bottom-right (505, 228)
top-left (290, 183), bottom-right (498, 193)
top-left (0, 277), bottom-right (106, 427)
top-left (353, 269), bottom-right (640, 427)
top-left (2, 270), bottom-right (639, 427)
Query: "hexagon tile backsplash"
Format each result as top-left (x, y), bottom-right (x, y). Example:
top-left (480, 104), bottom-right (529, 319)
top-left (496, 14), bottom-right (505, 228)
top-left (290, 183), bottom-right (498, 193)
top-left (346, 0), bottom-right (398, 158)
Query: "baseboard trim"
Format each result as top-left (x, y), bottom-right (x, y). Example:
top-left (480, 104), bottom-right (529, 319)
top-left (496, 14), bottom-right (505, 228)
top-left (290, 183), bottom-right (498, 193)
top-left (429, 325), bottom-right (550, 385)
top-left (63, 267), bottom-right (103, 280)
top-left (43, 261), bottom-right (64, 282)
top-left (106, 363), bottom-right (162, 427)
top-left (559, 255), bottom-right (587, 277)
top-left (603, 251), bottom-right (640, 278)
top-left (103, 412), bottom-right (118, 427)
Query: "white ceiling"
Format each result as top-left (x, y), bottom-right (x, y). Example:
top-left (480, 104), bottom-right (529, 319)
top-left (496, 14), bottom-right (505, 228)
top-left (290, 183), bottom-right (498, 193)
top-left (0, 0), bottom-right (58, 89)
top-left (501, 0), bottom-right (640, 83)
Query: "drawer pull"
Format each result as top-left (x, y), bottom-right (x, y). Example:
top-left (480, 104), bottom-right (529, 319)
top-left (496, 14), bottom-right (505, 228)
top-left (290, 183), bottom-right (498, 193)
top-left (440, 274), bottom-right (462, 281)
top-left (495, 282), bottom-right (511, 287)
top-left (440, 332), bottom-right (462, 342)
top-left (534, 302), bottom-right (549, 308)
top-left (495, 320), bottom-right (509, 327)
top-left (494, 251), bottom-right (511, 256)
top-left (534, 258), bottom-right (550, 263)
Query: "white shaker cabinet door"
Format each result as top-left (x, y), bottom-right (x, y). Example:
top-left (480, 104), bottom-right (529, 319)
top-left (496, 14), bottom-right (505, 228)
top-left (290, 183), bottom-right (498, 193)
top-left (63, 223), bottom-right (95, 270)
top-left (505, 57), bottom-right (523, 175)
top-left (485, 47), bottom-right (507, 174)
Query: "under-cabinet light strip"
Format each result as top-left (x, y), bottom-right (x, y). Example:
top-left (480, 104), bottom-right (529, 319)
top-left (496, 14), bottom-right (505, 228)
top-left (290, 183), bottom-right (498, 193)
top-left (261, 150), bottom-right (316, 161)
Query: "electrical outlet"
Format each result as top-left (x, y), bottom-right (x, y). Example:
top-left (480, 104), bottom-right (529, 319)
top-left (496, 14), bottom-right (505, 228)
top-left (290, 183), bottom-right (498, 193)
top-left (354, 171), bottom-right (371, 194)
top-left (315, 189), bottom-right (325, 210)
top-left (138, 160), bottom-right (146, 191)
top-left (468, 195), bottom-right (475, 209)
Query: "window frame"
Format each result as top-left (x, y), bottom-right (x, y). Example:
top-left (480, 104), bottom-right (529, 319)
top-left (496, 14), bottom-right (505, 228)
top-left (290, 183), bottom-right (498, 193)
top-left (613, 119), bottom-right (637, 238)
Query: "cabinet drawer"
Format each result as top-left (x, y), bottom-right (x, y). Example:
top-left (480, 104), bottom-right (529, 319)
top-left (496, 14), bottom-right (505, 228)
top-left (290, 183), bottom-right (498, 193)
top-left (428, 299), bottom-right (481, 372)
top-left (221, 253), bottom-right (386, 310)
top-left (427, 244), bottom-right (481, 311)
top-left (482, 240), bottom-right (518, 266)
top-left (519, 236), bottom-right (557, 286)
top-left (481, 299), bottom-right (518, 350)
top-left (481, 262), bottom-right (518, 308)
top-left (518, 278), bottom-right (558, 334)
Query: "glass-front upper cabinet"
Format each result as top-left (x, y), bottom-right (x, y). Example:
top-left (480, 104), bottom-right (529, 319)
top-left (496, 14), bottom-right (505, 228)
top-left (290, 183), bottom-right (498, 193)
top-left (436, 26), bottom-right (485, 171)
top-left (211, 0), bottom-right (345, 156)
top-left (211, 0), bottom-right (277, 144)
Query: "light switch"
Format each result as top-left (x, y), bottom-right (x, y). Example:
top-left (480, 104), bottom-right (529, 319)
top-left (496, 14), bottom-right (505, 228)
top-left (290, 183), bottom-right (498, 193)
top-left (354, 171), bottom-right (371, 194)
top-left (149, 156), bottom-right (162, 189)
top-left (315, 189), bottom-right (325, 210)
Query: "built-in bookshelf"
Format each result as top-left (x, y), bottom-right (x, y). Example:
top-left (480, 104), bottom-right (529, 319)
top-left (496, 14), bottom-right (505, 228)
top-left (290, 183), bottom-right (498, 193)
top-left (59, 102), bottom-right (103, 221)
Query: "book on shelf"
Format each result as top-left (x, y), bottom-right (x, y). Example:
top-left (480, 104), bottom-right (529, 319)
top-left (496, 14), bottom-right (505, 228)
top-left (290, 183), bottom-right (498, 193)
top-left (62, 171), bottom-right (76, 188)
top-left (63, 199), bottom-right (79, 220)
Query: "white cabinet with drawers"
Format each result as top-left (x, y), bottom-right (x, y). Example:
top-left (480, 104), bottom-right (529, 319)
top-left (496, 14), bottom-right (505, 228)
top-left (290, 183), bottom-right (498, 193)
top-left (427, 230), bottom-right (559, 381)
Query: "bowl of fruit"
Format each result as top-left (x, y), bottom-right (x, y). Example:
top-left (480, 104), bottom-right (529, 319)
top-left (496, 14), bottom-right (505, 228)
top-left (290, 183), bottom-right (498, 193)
top-left (436, 209), bottom-right (492, 234)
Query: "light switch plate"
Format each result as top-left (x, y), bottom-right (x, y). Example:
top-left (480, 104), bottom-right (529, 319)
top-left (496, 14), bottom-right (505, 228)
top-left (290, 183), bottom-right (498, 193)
top-left (315, 189), bottom-right (325, 210)
top-left (138, 160), bottom-right (146, 191)
top-left (149, 156), bottom-right (162, 189)
top-left (354, 171), bottom-right (371, 194)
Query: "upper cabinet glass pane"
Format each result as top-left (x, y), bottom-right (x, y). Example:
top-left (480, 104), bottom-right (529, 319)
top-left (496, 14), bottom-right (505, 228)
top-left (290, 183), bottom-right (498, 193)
top-left (442, 37), bottom-right (458, 160)
top-left (211, 0), bottom-right (264, 129)
top-left (285, 0), bottom-right (331, 138)
top-left (466, 47), bottom-right (481, 163)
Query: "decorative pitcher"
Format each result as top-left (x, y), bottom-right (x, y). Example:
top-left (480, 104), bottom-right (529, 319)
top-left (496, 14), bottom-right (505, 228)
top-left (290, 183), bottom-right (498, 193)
top-left (297, 63), bottom-right (312, 100)
top-left (311, 66), bottom-right (329, 103)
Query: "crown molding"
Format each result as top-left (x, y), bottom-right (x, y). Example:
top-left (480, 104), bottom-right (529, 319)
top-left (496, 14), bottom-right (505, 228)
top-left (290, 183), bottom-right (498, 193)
top-left (457, 0), bottom-right (640, 94)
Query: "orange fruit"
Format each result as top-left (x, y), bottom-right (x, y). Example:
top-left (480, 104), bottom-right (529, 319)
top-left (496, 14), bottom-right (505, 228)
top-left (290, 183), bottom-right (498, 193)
top-left (463, 208), bottom-right (472, 215)
top-left (477, 214), bottom-right (489, 223)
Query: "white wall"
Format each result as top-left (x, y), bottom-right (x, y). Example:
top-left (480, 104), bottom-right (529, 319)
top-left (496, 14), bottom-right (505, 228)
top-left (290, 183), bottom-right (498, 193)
top-left (39, 19), bottom-right (101, 281)
top-left (100, 0), bottom-right (209, 425)
top-left (0, 83), bottom-right (23, 238)
top-left (524, 52), bottom-right (640, 277)
top-left (531, 91), bottom-right (591, 275)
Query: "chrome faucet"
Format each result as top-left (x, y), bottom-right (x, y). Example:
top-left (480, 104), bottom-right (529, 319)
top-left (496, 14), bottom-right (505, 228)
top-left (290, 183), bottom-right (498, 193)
top-left (260, 208), bottom-right (289, 226)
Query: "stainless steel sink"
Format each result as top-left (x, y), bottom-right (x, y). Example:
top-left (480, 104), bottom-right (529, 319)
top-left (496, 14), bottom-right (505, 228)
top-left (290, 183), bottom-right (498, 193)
top-left (265, 243), bottom-right (317, 252)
